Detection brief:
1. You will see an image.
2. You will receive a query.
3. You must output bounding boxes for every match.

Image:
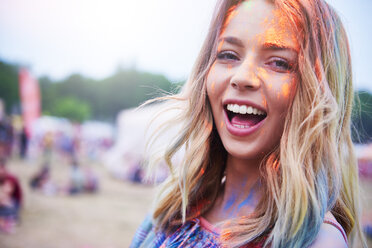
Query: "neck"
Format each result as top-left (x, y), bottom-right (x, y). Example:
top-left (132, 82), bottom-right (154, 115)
top-left (204, 155), bottom-right (262, 224)
top-left (225, 155), bottom-right (261, 187)
top-left (222, 155), bottom-right (261, 213)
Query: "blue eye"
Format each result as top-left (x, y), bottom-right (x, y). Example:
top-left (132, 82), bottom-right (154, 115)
top-left (217, 51), bottom-right (239, 61)
top-left (266, 58), bottom-right (293, 72)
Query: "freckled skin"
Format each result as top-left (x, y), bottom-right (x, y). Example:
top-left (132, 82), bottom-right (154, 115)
top-left (204, 0), bottom-right (299, 224)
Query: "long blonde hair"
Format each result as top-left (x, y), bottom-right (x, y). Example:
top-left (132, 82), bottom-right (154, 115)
top-left (146, 0), bottom-right (366, 247)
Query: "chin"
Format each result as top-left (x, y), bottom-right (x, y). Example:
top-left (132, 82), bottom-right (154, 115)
top-left (224, 143), bottom-right (264, 161)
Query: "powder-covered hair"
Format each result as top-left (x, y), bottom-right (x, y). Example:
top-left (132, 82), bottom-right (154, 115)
top-left (146, 0), bottom-right (366, 247)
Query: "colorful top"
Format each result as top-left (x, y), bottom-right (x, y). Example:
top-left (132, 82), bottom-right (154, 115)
top-left (130, 215), bottom-right (347, 248)
top-left (129, 215), bottom-right (264, 248)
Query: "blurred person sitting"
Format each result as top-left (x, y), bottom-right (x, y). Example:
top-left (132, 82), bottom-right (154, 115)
top-left (30, 164), bottom-right (50, 190)
top-left (67, 159), bottom-right (99, 195)
top-left (0, 158), bottom-right (22, 233)
top-left (68, 158), bottom-right (85, 195)
top-left (29, 164), bottom-right (57, 196)
top-left (83, 167), bottom-right (99, 193)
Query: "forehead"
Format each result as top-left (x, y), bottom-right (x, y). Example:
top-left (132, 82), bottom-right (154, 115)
top-left (222, 0), bottom-right (299, 50)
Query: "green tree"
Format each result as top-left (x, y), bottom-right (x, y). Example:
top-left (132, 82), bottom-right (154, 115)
top-left (51, 97), bottom-right (91, 123)
top-left (44, 68), bottom-right (174, 121)
top-left (0, 61), bottom-right (19, 113)
top-left (0, 60), bottom-right (179, 122)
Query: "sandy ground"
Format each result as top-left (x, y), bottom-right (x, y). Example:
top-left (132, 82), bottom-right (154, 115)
top-left (0, 157), bottom-right (371, 248)
top-left (0, 158), bottom-right (154, 248)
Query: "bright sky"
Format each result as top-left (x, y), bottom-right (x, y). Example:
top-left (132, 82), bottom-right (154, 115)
top-left (0, 0), bottom-right (371, 91)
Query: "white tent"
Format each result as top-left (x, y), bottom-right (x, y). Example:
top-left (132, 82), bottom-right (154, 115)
top-left (31, 116), bottom-right (74, 137)
top-left (81, 121), bottom-right (114, 141)
top-left (103, 102), bottom-right (184, 183)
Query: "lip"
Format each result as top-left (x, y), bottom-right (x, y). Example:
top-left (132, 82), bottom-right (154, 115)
top-left (222, 99), bottom-right (267, 137)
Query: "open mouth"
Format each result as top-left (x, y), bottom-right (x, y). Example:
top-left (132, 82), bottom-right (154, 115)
top-left (225, 103), bottom-right (267, 129)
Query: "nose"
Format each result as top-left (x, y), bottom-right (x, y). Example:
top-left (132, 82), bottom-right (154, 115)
top-left (230, 57), bottom-right (261, 91)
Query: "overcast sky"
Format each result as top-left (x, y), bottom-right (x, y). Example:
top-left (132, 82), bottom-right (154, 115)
top-left (0, 0), bottom-right (371, 91)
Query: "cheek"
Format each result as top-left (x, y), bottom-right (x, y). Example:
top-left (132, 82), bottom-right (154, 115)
top-left (206, 63), bottom-right (220, 102)
top-left (207, 80), bottom-right (216, 97)
top-left (267, 75), bottom-right (297, 110)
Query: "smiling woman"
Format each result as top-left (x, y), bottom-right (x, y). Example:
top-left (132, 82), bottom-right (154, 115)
top-left (130, 0), bottom-right (366, 247)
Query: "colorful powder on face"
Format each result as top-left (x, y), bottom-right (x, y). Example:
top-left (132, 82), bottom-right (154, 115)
top-left (244, 71), bottom-right (260, 88)
top-left (281, 82), bottom-right (290, 98)
top-left (257, 67), bottom-right (269, 80)
top-left (211, 81), bottom-right (216, 94)
top-left (217, 40), bottom-right (224, 52)
top-left (261, 97), bottom-right (267, 109)
top-left (260, 9), bottom-right (299, 51)
top-left (220, 5), bottom-right (239, 37)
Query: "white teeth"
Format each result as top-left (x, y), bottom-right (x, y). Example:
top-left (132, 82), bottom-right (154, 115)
top-left (233, 104), bottom-right (240, 113)
top-left (226, 104), bottom-right (265, 115)
top-left (233, 124), bottom-right (249, 129)
top-left (239, 105), bottom-right (247, 114)
top-left (247, 106), bottom-right (253, 114)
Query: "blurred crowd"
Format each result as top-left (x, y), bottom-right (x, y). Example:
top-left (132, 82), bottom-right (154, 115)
top-left (0, 101), bottom-right (113, 234)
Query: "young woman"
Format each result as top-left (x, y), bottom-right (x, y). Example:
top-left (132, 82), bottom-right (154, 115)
top-left (131, 0), bottom-right (366, 247)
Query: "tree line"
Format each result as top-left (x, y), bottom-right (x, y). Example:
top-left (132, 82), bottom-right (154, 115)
top-left (0, 60), bottom-right (181, 123)
top-left (38, 68), bottom-right (182, 122)
top-left (0, 59), bottom-right (371, 143)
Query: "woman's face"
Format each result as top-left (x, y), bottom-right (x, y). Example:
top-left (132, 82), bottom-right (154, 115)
top-left (206, 0), bottom-right (299, 161)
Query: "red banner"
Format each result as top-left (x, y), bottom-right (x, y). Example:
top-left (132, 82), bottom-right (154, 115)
top-left (19, 69), bottom-right (41, 137)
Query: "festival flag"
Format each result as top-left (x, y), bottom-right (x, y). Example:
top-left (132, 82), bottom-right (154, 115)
top-left (19, 68), bottom-right (41, 137)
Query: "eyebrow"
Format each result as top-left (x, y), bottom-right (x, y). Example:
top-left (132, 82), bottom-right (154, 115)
top-left (262, 42), bottom-right (298, 54)
top-left (218, 36), bottom-right (244, 48)
top-left (218, 37), bottom-right (298, 53)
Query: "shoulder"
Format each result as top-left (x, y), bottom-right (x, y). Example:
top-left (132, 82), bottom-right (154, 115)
top-left (309, 212), bottom-right (348, 248)
top-left (130, 215), bottom-right (155, 248)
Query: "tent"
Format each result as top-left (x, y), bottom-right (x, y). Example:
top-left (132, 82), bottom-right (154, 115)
top-left (103, 102), bottom-right (183, 183)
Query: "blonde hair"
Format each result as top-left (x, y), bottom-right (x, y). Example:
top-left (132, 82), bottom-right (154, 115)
top-left (146, 0), bottom-right (366, 247)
